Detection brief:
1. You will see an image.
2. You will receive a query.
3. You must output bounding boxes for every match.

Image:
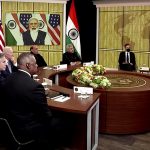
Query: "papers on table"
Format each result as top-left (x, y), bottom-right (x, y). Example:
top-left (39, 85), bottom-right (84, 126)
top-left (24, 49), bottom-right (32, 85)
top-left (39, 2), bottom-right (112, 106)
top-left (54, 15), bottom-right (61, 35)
top-left (50, 95), bottom-right (70, 102)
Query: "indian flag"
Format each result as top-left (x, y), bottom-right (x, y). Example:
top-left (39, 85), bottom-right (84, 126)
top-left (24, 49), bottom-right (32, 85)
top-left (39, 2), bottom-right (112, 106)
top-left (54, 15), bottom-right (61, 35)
top-left (5, 13), bottom-right (24, 45)
top-left (66, 0), bottom-right (81, 58)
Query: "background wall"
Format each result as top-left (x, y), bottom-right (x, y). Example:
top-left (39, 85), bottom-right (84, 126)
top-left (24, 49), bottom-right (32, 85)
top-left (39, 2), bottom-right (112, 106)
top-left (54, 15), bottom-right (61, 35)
top-left (2, 0), bottom-right (97, 66)
top-left (2, 1), bottom-right (64, 65)
top-left (98, 6), bottom-right (150, 69)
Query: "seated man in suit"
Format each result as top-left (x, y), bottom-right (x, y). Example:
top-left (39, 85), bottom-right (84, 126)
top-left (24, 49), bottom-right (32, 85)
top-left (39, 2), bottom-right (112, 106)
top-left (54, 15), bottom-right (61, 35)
top-left (30, 45), bottom-right (47, 67)
top-left (118, 43), bottom-right (136, 71)
top-left (0, 53), bottom-right (7, 87)
top-left (2, 52), bottom-right (74, 149)
top-left (22, 17), bottom-right (51, 45)
top-left (61, 43), bottom-right (82, 65)
top-left (1, 46), bottom-right (17, 78)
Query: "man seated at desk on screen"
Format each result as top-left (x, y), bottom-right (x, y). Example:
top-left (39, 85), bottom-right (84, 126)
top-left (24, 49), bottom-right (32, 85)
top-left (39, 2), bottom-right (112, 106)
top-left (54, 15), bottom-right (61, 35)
top-left (22, 17), bottom-right (51, 45)
top-left (2, 52), bottom-right (74, 149)
top-left (118, 43), bottom-right (136, 71)
top-left (61, 43), bottom-right (82, 65)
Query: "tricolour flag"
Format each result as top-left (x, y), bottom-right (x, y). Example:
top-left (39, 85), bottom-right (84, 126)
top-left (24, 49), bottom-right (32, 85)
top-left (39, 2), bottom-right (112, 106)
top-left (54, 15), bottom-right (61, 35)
top-left (0, 20), bottom-right (5, 52)
top-left (66, 0), bottom-right (81, 58)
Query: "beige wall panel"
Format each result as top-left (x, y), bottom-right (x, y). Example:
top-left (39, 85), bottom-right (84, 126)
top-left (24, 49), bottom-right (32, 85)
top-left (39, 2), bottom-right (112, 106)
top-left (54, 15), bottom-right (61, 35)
top-left (124, 6), bottom-right (150, 11)
top-left (99, 50), bottom-right (120, 68)
top-left (49, 52), bottom-right (62, 66)
top-left (49, 3), bottom-right (63, 13)
top-left (18, 2), bottom-right (33, 11)
top-left (135, 52), bottom-right (149, 68)
top-left (13, 52), bottom-right (19, 62)
top-left (2, 2), bottom-right (17, 11)
top-left (100, 7), bottom-right (123, 11)
top-left (34, 3), bottom-right (48, 12)
top-left (99, 11), bottom-right (123, 50)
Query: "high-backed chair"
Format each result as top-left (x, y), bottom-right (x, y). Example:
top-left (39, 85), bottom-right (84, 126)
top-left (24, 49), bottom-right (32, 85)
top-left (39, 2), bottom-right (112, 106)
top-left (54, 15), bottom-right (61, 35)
top-left (0, 117), bottom-right (34, 150)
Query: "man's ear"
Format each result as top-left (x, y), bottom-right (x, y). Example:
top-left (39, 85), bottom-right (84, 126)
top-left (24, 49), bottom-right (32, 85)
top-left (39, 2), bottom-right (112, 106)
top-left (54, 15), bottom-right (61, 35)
top-left (26, 63), bottom-right (30, 69)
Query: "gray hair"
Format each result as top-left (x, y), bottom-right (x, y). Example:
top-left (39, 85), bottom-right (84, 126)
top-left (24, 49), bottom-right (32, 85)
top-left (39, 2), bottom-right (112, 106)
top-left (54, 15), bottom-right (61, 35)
top-left (17, 52), bottom-right (34, 66)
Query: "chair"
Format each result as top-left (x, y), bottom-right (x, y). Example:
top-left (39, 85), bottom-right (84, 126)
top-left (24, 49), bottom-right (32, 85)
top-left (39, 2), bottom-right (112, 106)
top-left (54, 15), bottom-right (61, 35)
top-left (0, 117), bottom-right (34, 150)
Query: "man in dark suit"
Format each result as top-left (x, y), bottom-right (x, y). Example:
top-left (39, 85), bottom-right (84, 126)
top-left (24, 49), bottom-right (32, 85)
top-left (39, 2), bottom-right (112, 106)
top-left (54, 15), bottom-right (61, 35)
top-left (2, 52), bottom-right (73, 149)
top-left (0, 53), bottom-right (7, 88)
top-left (62, 43), bottom-right (82, 65)
top-left (30, 45), bottom-right (47, 67)
top-left (22, 18), bottom-right (47, 45)
top-left (118, 43), bottom-right (136, 71)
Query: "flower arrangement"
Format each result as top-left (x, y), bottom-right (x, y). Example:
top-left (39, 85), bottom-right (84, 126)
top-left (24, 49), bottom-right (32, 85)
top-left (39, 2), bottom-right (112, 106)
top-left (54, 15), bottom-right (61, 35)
top-left (72, 64), bottom-right (111, 89)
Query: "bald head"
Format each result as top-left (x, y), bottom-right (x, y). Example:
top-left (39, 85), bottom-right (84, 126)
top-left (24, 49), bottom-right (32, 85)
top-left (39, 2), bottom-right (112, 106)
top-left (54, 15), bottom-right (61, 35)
top-left (17, 52), bottom-right (38, 75)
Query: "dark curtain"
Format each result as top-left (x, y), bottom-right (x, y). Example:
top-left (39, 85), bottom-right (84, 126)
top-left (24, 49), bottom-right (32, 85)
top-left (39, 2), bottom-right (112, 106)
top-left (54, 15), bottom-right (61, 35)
top-left (66, 0), bottom-right (96, 63)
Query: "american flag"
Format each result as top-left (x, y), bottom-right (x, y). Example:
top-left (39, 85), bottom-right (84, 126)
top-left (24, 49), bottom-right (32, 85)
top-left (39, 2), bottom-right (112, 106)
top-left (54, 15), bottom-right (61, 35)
top-left (19, 14), bottom-right (32, 30)
top-left (48, 14), bottom-right (60, 45)
top-left (19, 13), bottom-right (32, 32)
top-left (0, 20), bottom-right (5, 52)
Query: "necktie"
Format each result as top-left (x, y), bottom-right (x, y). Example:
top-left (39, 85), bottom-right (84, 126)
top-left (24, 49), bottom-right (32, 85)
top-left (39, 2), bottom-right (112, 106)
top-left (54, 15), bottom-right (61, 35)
top-left (6, 65), bottom-right (11, 74)
top-left (127, 52), bottom-right (130, 63)
top-left (127, 53), bottom-right (129, 63)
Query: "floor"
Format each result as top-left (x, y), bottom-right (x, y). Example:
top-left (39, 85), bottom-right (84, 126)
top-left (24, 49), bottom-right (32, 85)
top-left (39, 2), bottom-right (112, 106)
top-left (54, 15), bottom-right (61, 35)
top-left (97, 132), bottom-right (150, 150)
top-left (0, 132), bottom-right (150, 150)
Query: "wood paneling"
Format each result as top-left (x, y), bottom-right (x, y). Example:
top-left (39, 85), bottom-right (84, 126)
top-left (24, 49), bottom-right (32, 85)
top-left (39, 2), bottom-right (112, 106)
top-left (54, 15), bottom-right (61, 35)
top-left (98, 6), bottom-right (150, 68)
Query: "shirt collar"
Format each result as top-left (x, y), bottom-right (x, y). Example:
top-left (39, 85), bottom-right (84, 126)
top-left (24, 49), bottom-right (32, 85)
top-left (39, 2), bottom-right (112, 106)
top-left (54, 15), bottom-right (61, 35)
top-left (18, 69), bottom-right (31, 77)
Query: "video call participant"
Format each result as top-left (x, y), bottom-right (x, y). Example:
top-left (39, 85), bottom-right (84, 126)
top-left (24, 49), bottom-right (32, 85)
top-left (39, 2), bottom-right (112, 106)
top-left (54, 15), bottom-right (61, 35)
top-left (118, 43), bottom-right (136, 71)
top-left (2, 52), bottom-right (74, 149)
top-left (22, 17), bottom-right (51, 45)
top-left (61, 43), bottom-right (82, 65)
top-left (30, 45), bottom-right (47, 67)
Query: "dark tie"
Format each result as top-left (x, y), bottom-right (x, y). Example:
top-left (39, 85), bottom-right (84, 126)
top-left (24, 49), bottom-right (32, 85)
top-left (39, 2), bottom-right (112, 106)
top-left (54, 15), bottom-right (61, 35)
top-left (5, 65), bottom-right (11, 74)
top-left (127, 52), bottom-right (129, 63)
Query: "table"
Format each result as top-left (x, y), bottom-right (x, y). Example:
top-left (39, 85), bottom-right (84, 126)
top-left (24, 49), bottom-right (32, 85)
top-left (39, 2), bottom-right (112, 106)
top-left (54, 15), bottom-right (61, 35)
top-left (44, 83), bottom-right (100, 150)
top-left (67, 70), bottom-right (150, 134)
top-left (37, 66), bottom-right (150, 134)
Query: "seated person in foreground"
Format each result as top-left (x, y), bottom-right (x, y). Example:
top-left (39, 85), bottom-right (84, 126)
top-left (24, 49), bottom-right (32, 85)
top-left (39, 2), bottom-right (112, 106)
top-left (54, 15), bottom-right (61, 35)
top-left (61, 43), bottom-right (82, 65)
top-left (118, 43), bottom-right (136, 71)
top-left (30, 45), bottom-right (47, 67)
top-left (2, 52), bottom-right (74, 149)
top-left (0, 53), bottom-right (7, 87)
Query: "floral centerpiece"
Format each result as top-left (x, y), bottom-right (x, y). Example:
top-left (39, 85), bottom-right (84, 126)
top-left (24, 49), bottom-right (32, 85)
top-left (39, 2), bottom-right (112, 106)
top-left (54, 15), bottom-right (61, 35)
top-left (72, 64), bottom-right (111, 89)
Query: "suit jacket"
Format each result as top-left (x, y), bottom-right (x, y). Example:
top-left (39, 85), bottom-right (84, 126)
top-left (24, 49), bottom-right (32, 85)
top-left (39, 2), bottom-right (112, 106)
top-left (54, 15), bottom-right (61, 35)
top-left (62, 52), bottom-right (82, 65)
top-left (3, 70), bottom-right (52, 137)
top-left (0, 71), bottom-right (5, 89)
top-left (22, 30), bottom-right (46, 45)
top-left (31, 52), bottom-right (47, 67)
top-left (118, 51), bottom-right (136, 71)
top-left (1, 60), bottom-right (17, 78)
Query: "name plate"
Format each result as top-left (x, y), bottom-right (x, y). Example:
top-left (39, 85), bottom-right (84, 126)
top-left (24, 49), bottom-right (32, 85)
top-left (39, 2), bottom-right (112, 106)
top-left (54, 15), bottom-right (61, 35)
top-left (83, 61), bottom-right (94, 66)
top-left (73, 86), bottom-right (93, 94)
top-left (53, 64), bottom-right (67, 70)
